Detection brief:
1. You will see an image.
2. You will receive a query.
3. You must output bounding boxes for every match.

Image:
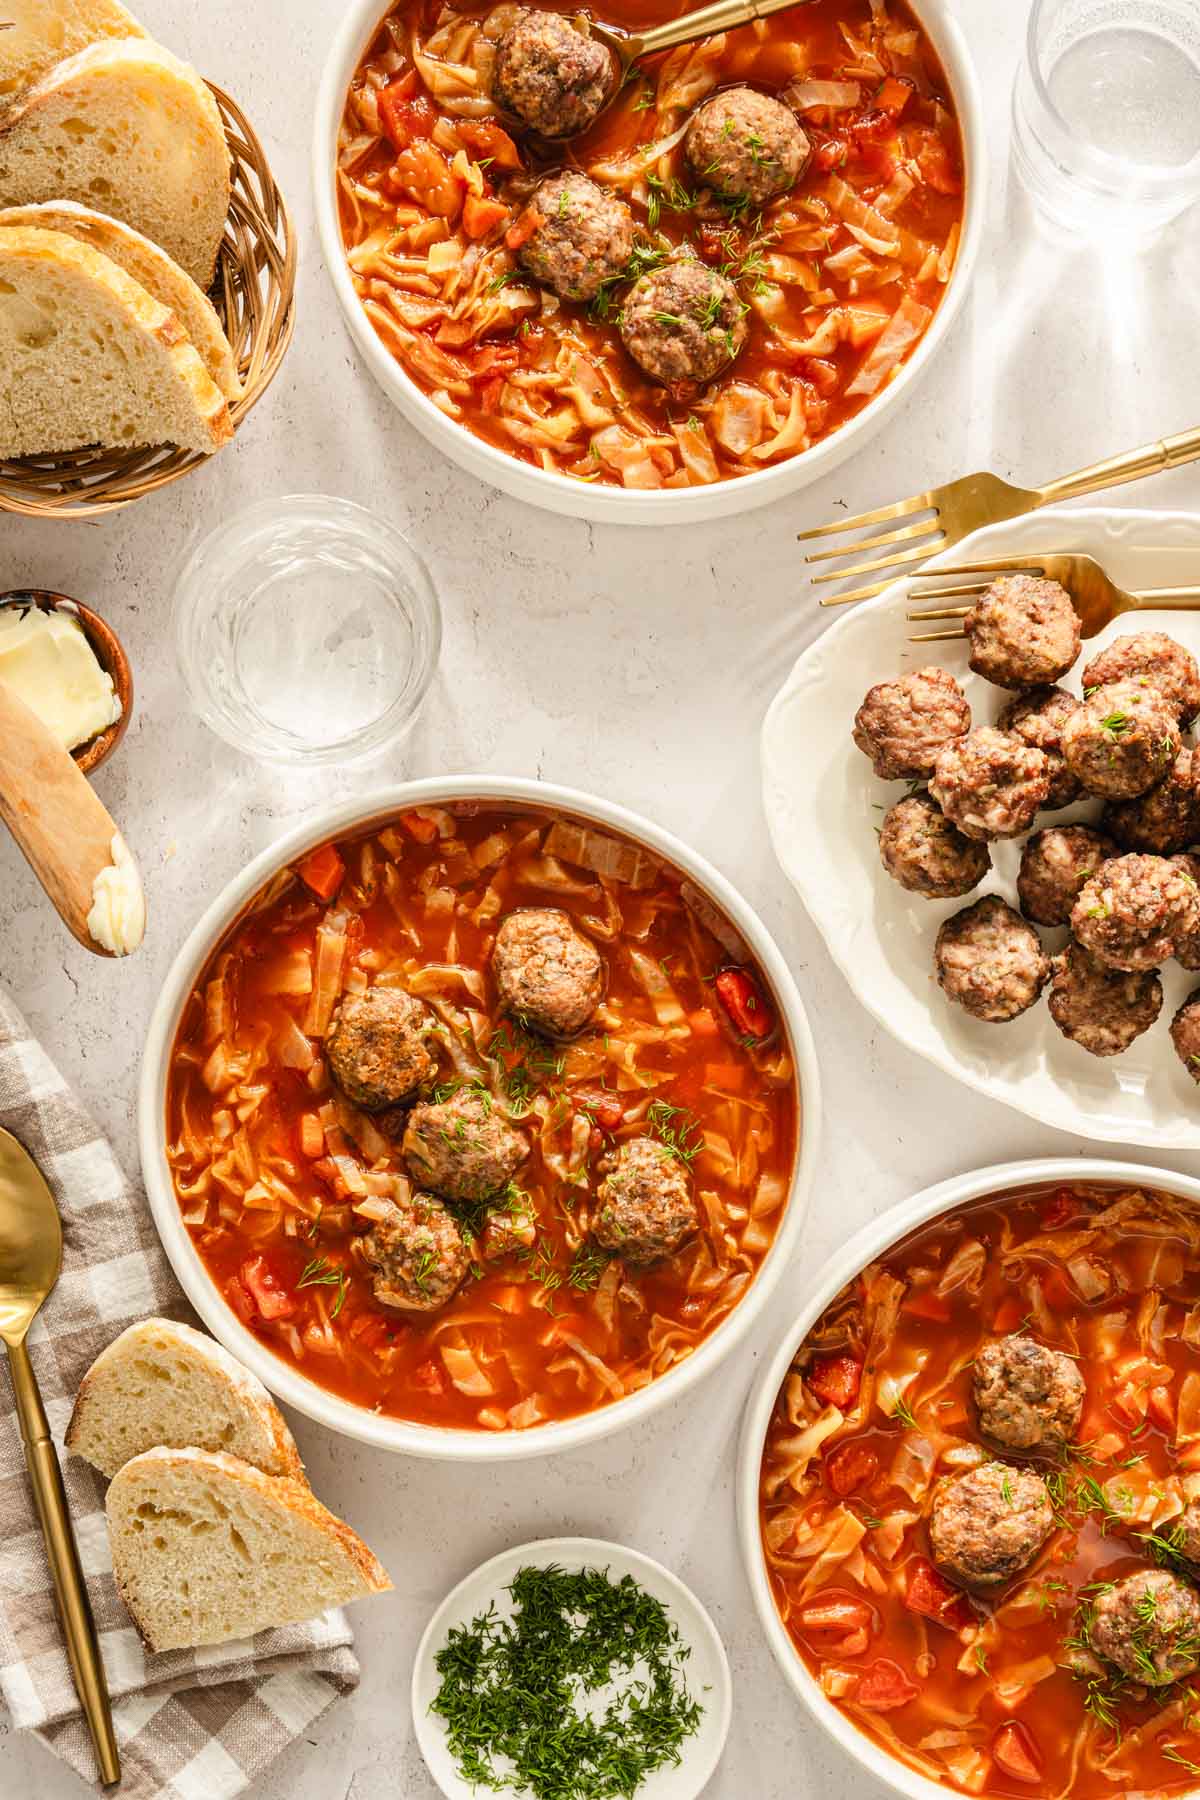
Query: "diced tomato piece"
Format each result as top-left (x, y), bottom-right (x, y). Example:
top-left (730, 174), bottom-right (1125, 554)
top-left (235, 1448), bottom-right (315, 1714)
top-left (225, 1275), bottom-right (256, 1327)
top-left (799, 1589), bottom-right (875, 1639)
top-left (299, 1112), bottom-right (325, 1160)
top-left (904, 1557), bottom-right (971, 1629)
top-left (349, 1312), bottom-right (392, 1350)
top-left (808, 1353), bottom-right (863, 1410)
top-left (811, 130), bottom-right (849, 171)
top-left (400, 809), bottom-right (439, 843)
top-left (505, 206), bottom-right (542, 250)
top-left (826, 1441), bottom-right (879, 1497)
top-left (479, 374), bottom-right (506, 413)
top-left (298, 842), bottom-right (345, 902)
top-left (378, 79), bottom-right (435, 153)
top-left (850, 108), bottom-right (896, 143)
top-left (876, 75), bottom-right (914, 117)
top-left (856, 1658), bottom-right (918, 1711)
top-left (456, 119), bottom-right (523, 170)
top-left (1148, 1384), bottom-right (1176, 1433)
top-left (469, 343), bottom-right (520, 379)
top-left (689, 1006), bottom-right (720, 1037)
top-left (463, 193), bottom-right (509, 239)
top-left (1040, 1186), bottom-right (1077, 1229)
top-left (714, 967), bottom-right (774, 1041)
top-left (903, 1287), bottom-right (951, 1323)
top-left (388, 142), bottom-right (463, 220)
top-left (574, 1088), bottom-right (625, 1132)
top-left (993, 1722), bottom-right (1043, 1784)
top-left (412, 1358), bottom-right (447, 1396)
top-left (240, 1255), bottom-right (296, 1321)
top-left (991, 1295), bottom-right (1024, 1333)
top-left (912, 127), bottom-right (962, 195)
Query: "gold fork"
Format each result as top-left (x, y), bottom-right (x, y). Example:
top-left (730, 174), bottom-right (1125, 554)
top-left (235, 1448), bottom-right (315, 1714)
top-left (905, 552), bottom-right (1200, 644)
top-left (798, 425), bottom-right (1200, 607)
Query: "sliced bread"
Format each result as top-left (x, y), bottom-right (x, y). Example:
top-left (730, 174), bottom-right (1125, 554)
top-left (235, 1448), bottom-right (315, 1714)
top-left (0, 226), bottom-right (231, 455)
top-left (0, 0), bottom-right (145, 112)
top-left (107, 1448), bottom-right (393, 1652)
top-left (66, 1318), bottom-right (301, 1481)
top-left (0, 202), bottom-right (240, 398)
top-left (0, 39), bottom-right (231, 287)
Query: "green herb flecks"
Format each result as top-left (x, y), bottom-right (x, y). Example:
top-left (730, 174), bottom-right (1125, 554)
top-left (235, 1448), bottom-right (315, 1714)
top-left (646, 1099), bottom-right (703, 1166)
top-left (430, 1562), bottom-right (705, 1799)
top-left (296, 1255), bottom-right (349, 1318)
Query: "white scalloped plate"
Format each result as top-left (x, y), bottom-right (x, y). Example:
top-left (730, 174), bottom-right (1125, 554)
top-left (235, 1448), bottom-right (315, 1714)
top-left (762, 506), bottom-right (1200, 1150)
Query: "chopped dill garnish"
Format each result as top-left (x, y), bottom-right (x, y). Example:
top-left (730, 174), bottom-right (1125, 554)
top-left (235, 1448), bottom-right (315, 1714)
top-left (889, 1394), bottom-right (919, 1431)
top-left (1163, 1744), bottom-right (1200, 1777)
top-left (567, 1241), bottom-right (612, 1292)
top-left (646, 1099), bottom-right (703, 1165)
top-left (430, 1563), bottom-right (704, 1799)
top-left (296, 1255), bottom-right (349, 1318)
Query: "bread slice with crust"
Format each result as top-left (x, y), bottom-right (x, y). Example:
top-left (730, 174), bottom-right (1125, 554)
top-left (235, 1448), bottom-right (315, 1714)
top-left (0, 40), bottom-right (231, 287)
top-left (0, 0), bottom-right (146, 113)
top-left (0, 201), bottom-right (240, 398)
top-left (107, 1448), bottom-right (393, 1652)
top-left (66, 1318), bottom-right (301, 1481)
top-left (0, 225), bottom-right (231, 456)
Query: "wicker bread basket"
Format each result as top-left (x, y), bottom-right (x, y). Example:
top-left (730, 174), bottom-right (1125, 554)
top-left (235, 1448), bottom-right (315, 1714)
top-left (0, 82), bottom-right (296, 520)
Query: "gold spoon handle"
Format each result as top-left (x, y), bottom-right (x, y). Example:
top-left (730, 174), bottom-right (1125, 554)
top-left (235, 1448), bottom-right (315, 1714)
top-left (7, 1337), bottom-right (121, 1786)
top-left (634, 0), bottom-right (813, 59)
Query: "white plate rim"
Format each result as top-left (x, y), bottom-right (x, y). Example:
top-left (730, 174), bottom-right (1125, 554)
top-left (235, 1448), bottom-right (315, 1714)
top-left (761, 504), bottom-right (1200, 1150)
top-left (411, 1535), bottom-right (733, 1800)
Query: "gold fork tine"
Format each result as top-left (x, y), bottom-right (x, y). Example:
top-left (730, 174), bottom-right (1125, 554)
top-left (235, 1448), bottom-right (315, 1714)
top-left (819, 575), bottom-right (903, 607)
top-left (910, 627), bottom-right (968, 643)
top-left (915, 556), bottom-right (1048, 578)
top-left (796, 492), bottom-right (937, 542)
top-left (908, 581), bottom-right (991, 601)
top-left (811, 537), bottom-right (946, 586)
top-left (907, 604), bottom-right (971, 621)
top-left (803, 516), bottom-right (946, 565)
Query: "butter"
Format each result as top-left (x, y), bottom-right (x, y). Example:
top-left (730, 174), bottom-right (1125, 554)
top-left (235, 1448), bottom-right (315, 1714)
top-left (86, 834), bottom-right (146, 958)
top-left (0, 604), bottom-right (121, 751)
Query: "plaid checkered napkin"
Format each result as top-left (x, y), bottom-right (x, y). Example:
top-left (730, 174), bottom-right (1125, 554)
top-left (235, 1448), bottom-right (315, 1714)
top-left (0, 986), bottom-right (361, 1798)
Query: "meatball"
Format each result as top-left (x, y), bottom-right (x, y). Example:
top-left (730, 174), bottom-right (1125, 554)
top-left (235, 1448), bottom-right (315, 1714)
top-left (516, 171), bottom-right (634, 301)
top-left (684, 85), bottom-right (808, 206)
top-left (491, 10), bottom-right (614, 138)
top-left (964, 575), bottom-right (1081, 690)
top-left (619, 260), bottom-right (746, 388)
top-left (878, 794), bottom-right (989, 899)
top-left (996, 686), bottom-right (1082, 810)
top-left (1081, 631), bottom-right (1200, 727)
top-left (1061, 681), bottom-right (1181, 800)
top-left (853, 666), bottom-right (970, 781)
top-left (929, 727), bottom-right (1050, 842)
top-left (934, 896), bottom-right (1050, 1023)
top-left (1017, 825), bottom-right (1117, 927)
top-left (1170, 989), bottom-right (1200, 1083)
top-left (1173, 857), bottom-right (1200, 972)
top-left (1071, 852), bottom-right (1200, 971)
top-left (1171, 1499), bottom-right (1200, 1563)
top-left (325, 987), bottom-right (435, 1111)
top-left (359, 1191), bottom-right (468, 1313)
top-left (1104, 748), bottom-right (1200, 855)
top-left (929, 1463), bottom-right (1054, 1589)
top-left (973, 1334), bottom-right (1085, 1450)
top-left (593, 1136), bottom-right (697, 1266)
top-left (1090, 1570), bottom-right (1200, 1685)
top-left (492, 906), bottom-right (603, 1037)
top-left (402, 1087), bottom-right (528, 1202)
top-left (1048, 941), bottom-right (1162, 1057)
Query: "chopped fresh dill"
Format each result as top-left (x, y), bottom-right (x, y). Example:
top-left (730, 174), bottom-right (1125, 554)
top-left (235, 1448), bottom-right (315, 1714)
top-left (889, 1394), bottom-right (919, 1431)
top-left (296, 1255), bottom-right (349, 1318)
top-left (646, 1098), bottom-right (703, 1165)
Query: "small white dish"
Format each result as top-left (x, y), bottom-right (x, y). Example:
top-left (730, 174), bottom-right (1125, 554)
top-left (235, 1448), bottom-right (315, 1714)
top-left (312, 0), bottom-right (986, 524)
top-left (762, 505), bottom-right (1200, 1151)
top-left (412, 1536), bottom-right (733, 1800)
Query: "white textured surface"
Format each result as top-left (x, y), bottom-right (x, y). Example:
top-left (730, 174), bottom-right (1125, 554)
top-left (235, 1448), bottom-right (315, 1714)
top-left (1, 0), bottom-right (1199, 1795)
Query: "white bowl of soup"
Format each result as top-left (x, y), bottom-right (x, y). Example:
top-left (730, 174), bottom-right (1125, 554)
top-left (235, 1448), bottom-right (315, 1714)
top-left (737, 1157), bottom-right (1200, 1800)
top-left (140, 778), bottom-right (819, 1460)
top-left (312, 0), bottom-right (985, 521)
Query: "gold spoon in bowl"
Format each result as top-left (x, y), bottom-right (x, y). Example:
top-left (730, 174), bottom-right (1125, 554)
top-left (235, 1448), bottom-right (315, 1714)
top-left (589, 0), bottom-right (818, 81)
top-left (0, 1128), bottom-right (120, 1786)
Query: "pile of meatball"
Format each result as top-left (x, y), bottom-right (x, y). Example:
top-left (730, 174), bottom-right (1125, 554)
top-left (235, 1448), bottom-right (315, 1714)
top-left (320, 905), bottom-right (699, 1316)
top-left (853, 573), bottom-right (1200, 1074)
top-left (926, 1332), bottom-right (1200, 1689)
top-left (487, 10), bottom-right (810, 388)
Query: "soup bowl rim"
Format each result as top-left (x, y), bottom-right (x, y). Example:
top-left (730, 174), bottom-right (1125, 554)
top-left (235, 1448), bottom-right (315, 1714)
top-left (735, 1154), bottom-right (1200, 1800)
top-left (311, 0), bottom-right (987, 524)
top-left (139, 774), bottom-right (821, 1461)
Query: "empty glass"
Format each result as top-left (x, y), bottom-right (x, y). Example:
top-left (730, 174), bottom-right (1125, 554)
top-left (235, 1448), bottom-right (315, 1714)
top-left (1012, 0), bottom-right (1200, 238)
top-left (174, 494), bottom-right (441, 766)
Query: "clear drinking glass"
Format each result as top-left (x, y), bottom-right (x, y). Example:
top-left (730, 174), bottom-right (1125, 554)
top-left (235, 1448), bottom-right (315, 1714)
top-left (174, 494), bottom-right (442, 766)
top-left (1012, 0), bottom-right (1200, 238)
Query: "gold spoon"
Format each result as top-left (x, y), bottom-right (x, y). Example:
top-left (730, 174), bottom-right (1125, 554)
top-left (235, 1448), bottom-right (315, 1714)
top-left (590, 0), bottom-right (817, 83)
top-left (0, 1128), bottom-right (120, 1786)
